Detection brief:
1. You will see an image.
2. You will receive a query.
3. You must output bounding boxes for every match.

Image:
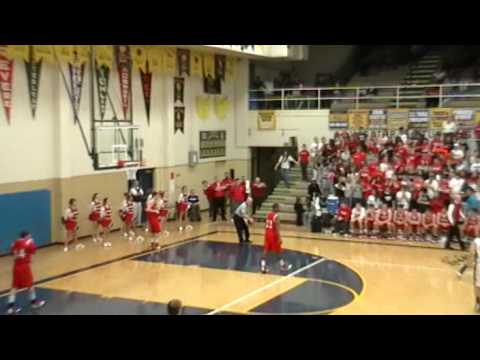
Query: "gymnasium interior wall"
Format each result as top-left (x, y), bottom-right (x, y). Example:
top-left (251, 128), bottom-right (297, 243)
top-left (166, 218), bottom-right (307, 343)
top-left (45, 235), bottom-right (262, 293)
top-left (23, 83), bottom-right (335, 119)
top-left (248, 109), bottom-right (332, 148)
top-left (0, 49), bottom-right (250, 247)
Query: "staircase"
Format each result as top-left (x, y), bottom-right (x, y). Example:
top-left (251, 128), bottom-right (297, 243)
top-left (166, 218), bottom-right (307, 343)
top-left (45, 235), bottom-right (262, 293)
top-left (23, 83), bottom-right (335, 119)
top-left (396, 53), bottom-right (443, 108)
top-left (253, 167), bottom-right (309, 224)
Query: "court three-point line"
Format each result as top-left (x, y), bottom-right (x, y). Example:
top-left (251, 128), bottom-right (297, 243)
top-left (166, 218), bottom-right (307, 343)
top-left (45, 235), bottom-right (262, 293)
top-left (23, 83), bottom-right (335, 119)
top-left (206, 257), bottom-right (326, 315)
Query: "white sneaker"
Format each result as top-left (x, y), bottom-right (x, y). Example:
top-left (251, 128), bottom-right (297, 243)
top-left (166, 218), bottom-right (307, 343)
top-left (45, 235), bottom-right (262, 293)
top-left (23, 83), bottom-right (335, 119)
top-left (123, 232), bottom-right (128, 238)
top-left (92, 237), bottom-right (97, 243)
top-left (136, 236), bottom-right (144, 243)
top-left (6, 307), bottom-right (21, 315)
top-left (75, 244), bottom-right (84, 251)
top-left (63, 246), bottom-right (69, 252)
top-left (128, 236), bottom-right (133, 241)
top-left (145, 228), bottom-right (149, 233)
top-left (31, 300), bottom-right (46, 309)
top-left (103, 242), bottom-right (111, 247)
top-left (179, 227), bottom-right (183, 232)
top-left (129, 231), bottom-right (135, 236)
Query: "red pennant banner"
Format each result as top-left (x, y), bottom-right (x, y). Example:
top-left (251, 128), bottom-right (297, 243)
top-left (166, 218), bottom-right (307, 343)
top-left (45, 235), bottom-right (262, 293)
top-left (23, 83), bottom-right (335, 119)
top-left (140, 62), bottom-right (152, 126)
top-left (0, 47), bottom-right (14, 125)
top-left (115, 45), bottom-right (132, 120)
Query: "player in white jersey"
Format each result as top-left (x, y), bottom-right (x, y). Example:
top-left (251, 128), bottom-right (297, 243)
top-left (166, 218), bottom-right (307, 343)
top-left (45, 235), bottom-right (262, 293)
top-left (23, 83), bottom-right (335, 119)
top-left (471, 237), bottom-right (480, 312)
top-left (350, 203), bottom-right (366, 236)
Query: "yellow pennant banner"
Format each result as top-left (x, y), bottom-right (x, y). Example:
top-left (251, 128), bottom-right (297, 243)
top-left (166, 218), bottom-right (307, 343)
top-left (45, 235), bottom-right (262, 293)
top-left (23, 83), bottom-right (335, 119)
top-left (190, 51), bottom-right (202, 77)
top-left (73, 45), bottom-right (90, 64)
top-left (147, 46), bottom-right (163, 73)
top-left (225, 57), bottom-right (236, 81)
top-left (162, 47), bottom-right (176, 74)
top-left (95, 45), bottom-right (113, 69)
top-left (214, 96), bottom-right (230, 120)
top-left (33, 45), bottom-right (55, 63)
top-left (203, 53), bottom-right (215, 78)
top-left (131, 45), bottom-right (148, 72)
top-left (55, 45), bottom-right (74, 63)
top-left (196, 96), bottom-right (210, 120)
top-left (6, 45), bottom-right (30, 61)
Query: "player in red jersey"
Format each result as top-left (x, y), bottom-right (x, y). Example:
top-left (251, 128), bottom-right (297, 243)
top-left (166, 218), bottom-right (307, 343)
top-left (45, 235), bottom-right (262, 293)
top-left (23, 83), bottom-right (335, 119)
top-left (89, 193), bottom-right (102, 243)
top-left (408, 208), bottom-right (422, 241)
top-left (463, 210), bottom-right (480, 240)
top-left (6, 231), bottom-right (46, 315)
top-left (260, 203), bottom-right (292, 274)
top-left (120, 193), bottom-right (136, 241)
top-left (63, 198), bottom-right (83, 252)
top-left (422, 208), bottom-right (438, 242)
top-left (146, 192), bottom-right (162, 248)
top-left (393, 206), bottom-right (409, 240)
top-left (97, 197), bottom-right (113, 247)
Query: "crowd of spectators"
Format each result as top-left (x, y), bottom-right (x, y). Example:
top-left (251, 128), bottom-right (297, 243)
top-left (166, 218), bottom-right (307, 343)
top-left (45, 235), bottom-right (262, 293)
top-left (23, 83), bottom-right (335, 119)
top-left (294, 127), bottom-right (480, 251)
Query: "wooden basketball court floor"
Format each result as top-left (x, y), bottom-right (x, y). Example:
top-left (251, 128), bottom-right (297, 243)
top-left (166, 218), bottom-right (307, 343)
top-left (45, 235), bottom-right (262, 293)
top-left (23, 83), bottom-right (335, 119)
top-left (0, 220), bottom-right (476, 315)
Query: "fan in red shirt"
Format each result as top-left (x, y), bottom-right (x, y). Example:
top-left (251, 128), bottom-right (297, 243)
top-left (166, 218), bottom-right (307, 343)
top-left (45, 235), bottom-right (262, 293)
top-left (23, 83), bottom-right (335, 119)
top-left (202, 180), bottom-right (215, 220)
top-left (260, 203), bottom-right (292, 274)
top-left (229, 179), bottom-right (247, 216)
top-left (251, 177), bottom-right (267, 215)
top-left (298, 144), bottom-right (310, 182)
top-left (335, 203), bottom-right (352, 235)
top-left (6, 231), bottom-right (46, 315)
top-left (352, 149), bottom-right (367, 171)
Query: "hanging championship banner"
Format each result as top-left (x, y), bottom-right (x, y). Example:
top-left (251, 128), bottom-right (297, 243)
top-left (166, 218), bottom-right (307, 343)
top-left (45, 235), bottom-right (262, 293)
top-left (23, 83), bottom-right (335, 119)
top-left (257, 110), bottom-right (277, 130)
top-left (329, 113), bottom-right (349, 129)
top-left (177, 48), bottom-right (190, 76)
top-left (348, 109), bottom-right (369, 130)
top-left (174, 77), bottom-right (184, 104)
top-left (368, 109), bottom-right (387, 129)
top-left (95, 45), bottom-right (113, 69)
top-left (174, 106), bottom-right (185, 134)
top-left (430, 108), bottom-right (452, 131)
top-left (163, 47), bottom-right (176, 75)
top-left (140, 64), bottom-right (152, 125)
top-left (408, 109), bottom-right (430, 129)
top-left (453, 109), bottom-right (475, 128)
top-left (196, 96), bottom-right (210, 120)
top-left (6, 45), bottom-right (29, 61)
top-left (96, 65), bottom-right (110, 121)
top-left (25, 48), bottom-right (42, 119)
top-left (203, 53), bottom-right (215, 78)
top-left (131, 46), bottom-right (147, 72)
top-left (148, 46), bottom-right (163, 73)
top-left (0, 46), bottom-right (13, 125)
top-left (387, 109), bottom-right (409, 130)
top-left (225, 57), bottom-right (236, 81)
top-left (215, 54), bottom-right (226, 81)
top-left (68, 62), bottom-right (85, 118)
top-left (115, 45), bottom-right (132, 120)
top-left (190, 51), bottom-right (202, 77)
top-left (214, 96), bottom-right (229, 120)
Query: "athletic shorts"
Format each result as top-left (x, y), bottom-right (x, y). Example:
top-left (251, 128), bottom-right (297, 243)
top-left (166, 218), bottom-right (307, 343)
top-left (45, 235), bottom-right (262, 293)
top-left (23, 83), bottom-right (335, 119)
top-left (264, 234), bottom-right (281, 253)
top-left (12, 264), bottom-right (33, 289)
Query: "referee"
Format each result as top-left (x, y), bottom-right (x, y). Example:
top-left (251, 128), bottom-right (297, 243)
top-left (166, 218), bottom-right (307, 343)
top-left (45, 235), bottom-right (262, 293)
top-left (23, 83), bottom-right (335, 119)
top-left (233, 197), bottom-right (253, 245)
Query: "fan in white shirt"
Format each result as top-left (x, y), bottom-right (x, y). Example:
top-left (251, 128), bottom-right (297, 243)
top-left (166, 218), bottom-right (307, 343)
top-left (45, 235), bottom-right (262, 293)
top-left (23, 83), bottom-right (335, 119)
top-left (449, 175), bottom-right (465, 195)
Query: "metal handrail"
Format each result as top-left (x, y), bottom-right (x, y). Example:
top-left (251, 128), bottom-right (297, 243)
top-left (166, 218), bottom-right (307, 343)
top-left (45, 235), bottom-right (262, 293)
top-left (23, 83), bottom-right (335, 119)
top-left (249, 83), bottom-right (480, 110)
